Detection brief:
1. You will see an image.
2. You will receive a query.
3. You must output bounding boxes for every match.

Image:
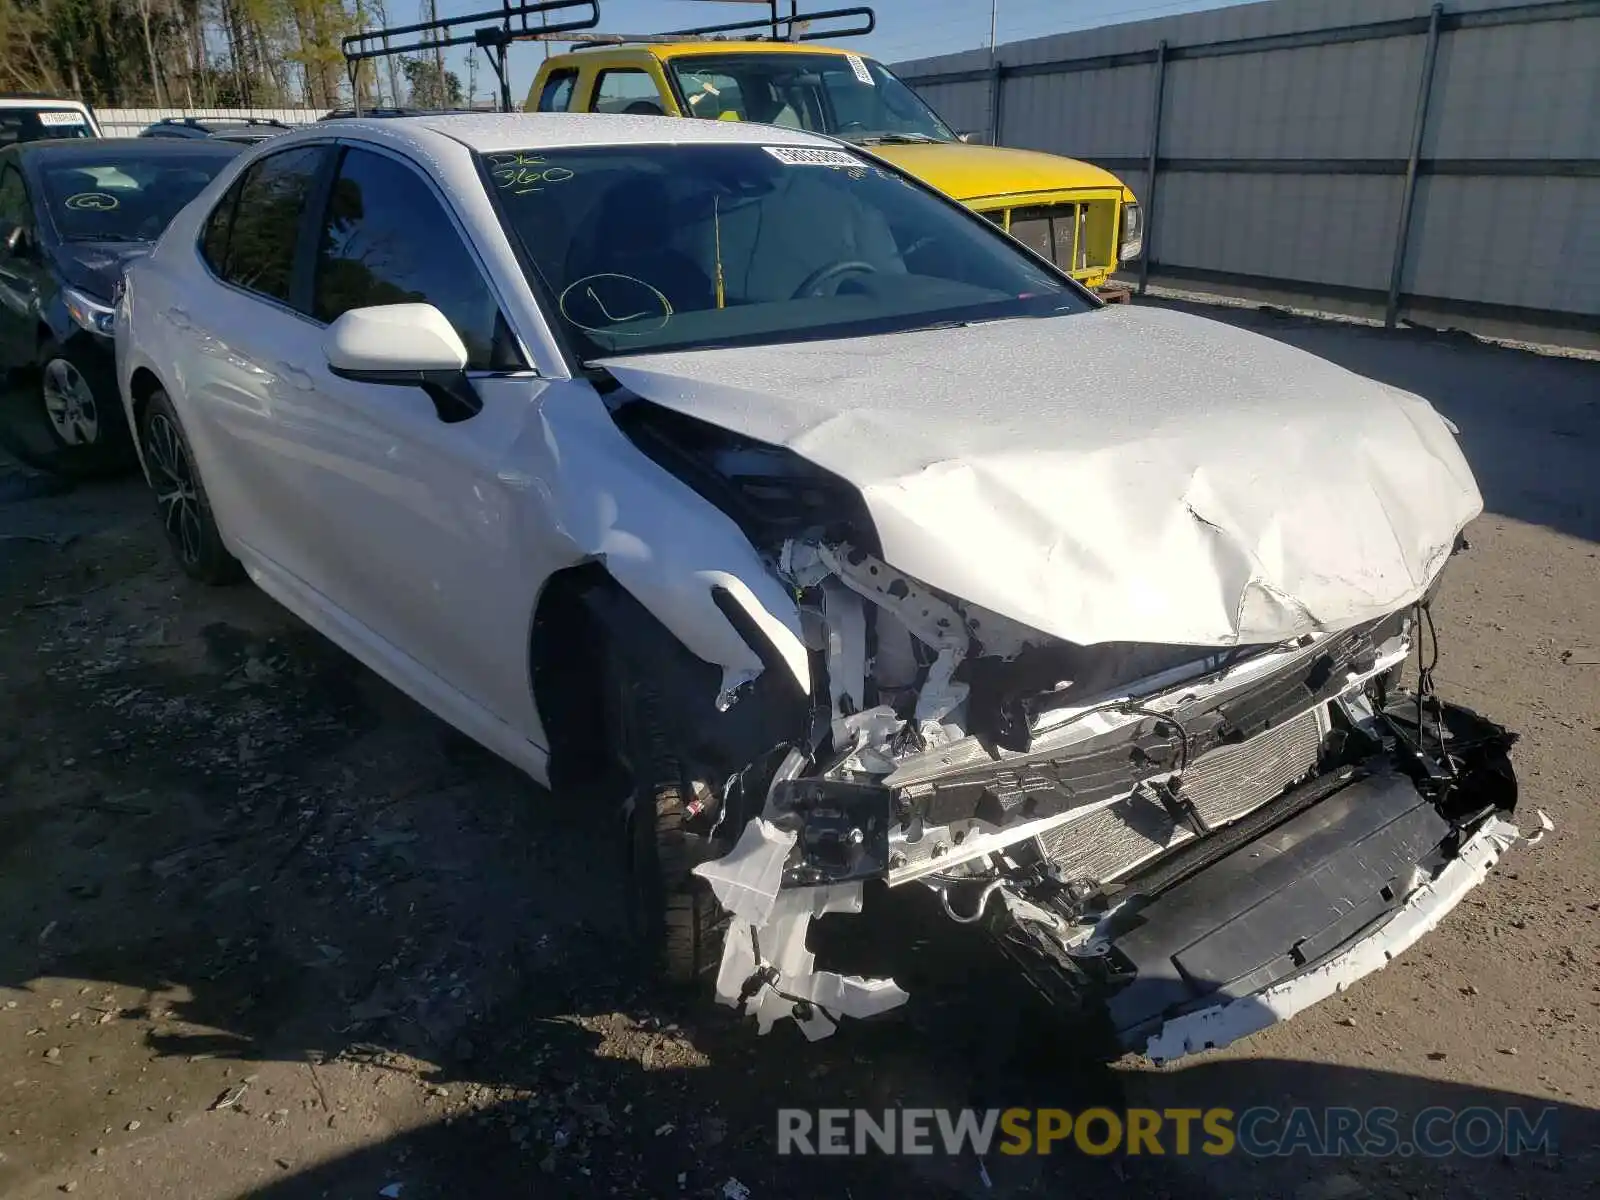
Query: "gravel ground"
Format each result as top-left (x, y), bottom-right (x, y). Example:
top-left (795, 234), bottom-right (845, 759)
top-left (0, 304), bottom-right (1596, 1200)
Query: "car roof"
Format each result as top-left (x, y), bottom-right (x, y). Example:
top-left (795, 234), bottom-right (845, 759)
top-left (340, 111), bottom-right (840, 155)
top-left (0, 95), bottom-right (93, 109)
top-left (319, 107), bottom-right (477, 120)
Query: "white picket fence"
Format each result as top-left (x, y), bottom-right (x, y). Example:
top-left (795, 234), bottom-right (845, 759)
top-left (95, 107), bottom-right (328, 138)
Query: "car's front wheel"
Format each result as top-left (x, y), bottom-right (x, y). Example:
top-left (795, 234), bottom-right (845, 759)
top-left (138, 388), bottom-right (242, 586)
top-left (607, 661), bottom-right (727, 986)
top-left (37, 338), bottom-right (132, 476)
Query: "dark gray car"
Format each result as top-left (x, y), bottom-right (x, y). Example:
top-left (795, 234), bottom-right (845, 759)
top-left (139, 116), bottom-right (291, 144)
top-left (0, 137), bottom-right (244, 476)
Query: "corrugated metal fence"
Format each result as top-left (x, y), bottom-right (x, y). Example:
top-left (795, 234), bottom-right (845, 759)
top-left (95, 108), bottom-right (326, 138)
top-left (893, 0), bottom-right (1600, 348)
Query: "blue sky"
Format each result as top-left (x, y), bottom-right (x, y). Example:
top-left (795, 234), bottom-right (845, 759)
top-left (384, 0), bottom-right (1256, 106)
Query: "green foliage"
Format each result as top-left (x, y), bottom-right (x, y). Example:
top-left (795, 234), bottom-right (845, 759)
top-left (0, 0), bottom-right (367, 107)
top-left (400, 55), bottom-right (461, 110)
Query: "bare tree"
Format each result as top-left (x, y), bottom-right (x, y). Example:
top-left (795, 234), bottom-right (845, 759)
top-left (135, 0), bottom-right (166, 104)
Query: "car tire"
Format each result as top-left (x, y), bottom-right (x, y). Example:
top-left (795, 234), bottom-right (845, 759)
top-left (608, 664), bottom-right (726, 986)
top-left (35, 337), bottom-right (133, 477)
top-left (137, 388), bottom-right (244, 586)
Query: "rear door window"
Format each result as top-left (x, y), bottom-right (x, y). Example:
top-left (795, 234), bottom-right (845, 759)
top-left (591, 69), bottom-right (664, 115)
top-left (199, 178), bottom-right (238, 274)
top-left (311, 146), bottom-right (518, 370)
top-left (537, 69), bottom-right (578, 112)
top-left (201, 144), bottom-right (325, 305)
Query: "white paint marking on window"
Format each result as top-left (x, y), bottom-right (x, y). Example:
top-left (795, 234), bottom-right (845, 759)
top-left (845, 54), bottom-right (874, 85)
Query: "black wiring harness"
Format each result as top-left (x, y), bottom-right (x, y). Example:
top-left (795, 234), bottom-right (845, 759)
top-left (1412, 600), bottom-right (1458, 779)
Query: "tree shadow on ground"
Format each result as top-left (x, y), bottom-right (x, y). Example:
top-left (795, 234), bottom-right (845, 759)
top-left (235, 1052), bottom-right (1596, 1200)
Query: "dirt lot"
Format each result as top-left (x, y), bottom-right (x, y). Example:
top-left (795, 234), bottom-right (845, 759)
top-left (1, 303), bottom-right (1597, 1200)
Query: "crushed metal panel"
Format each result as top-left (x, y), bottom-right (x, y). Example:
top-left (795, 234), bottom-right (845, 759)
top-left (601, 304), bottom-right (1481, 648)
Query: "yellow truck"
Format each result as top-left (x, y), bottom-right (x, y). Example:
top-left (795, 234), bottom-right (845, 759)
top-left (524, 37), bottom-right (1142, 295)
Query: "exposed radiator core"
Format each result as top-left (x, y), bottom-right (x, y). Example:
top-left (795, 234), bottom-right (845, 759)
top-left (1179, 708), bottom-right (1325, 827)
top-left (1040, 708), bottom-right (1324, 884)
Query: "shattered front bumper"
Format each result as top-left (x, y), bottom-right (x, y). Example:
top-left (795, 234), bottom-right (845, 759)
top-left (1142, 807), bottom-right (1537, 1063)
top-left (676, 534), bottom-right (1529, 1060)
top-left (690, 620), bottom-right (1532, 1060)
top-left (1028, 744), bottom-right (1533, 1060)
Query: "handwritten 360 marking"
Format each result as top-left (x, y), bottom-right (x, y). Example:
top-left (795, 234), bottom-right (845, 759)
top-left (487, 152), bottom-right (575, 195)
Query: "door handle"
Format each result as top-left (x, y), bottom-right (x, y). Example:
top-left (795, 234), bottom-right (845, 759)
top-left (165, 306), bottom-right (191, 330)
top-left (278, 362), bottom-right (315, 391)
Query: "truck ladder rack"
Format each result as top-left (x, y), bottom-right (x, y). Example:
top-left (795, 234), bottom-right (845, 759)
top-left (564, 3), bottom-right (876, 48)
top-left (341, 0), bottom-right (601, 113)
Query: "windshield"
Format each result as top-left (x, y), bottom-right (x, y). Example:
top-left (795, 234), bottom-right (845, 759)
top-left (485, 142), bottom-right (1086, 361)
top-left (0, 108), bottom-right (96, 146)
top-left (668, 52), bottom-right (958, 144)
top-left (39, 149), bottom-right (238, 242)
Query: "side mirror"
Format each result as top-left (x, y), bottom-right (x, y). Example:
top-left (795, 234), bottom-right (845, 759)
top-left (957, 131), bottom-right (978, 143)
top-left (324, 302), bottom-right (482, 423)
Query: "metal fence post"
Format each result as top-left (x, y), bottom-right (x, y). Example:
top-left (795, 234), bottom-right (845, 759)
top-left (988, 59), bottom-right (1005, 145)
top-left (1138, 39), bottom-right (1168, 296)
top-left (1386, 3), bottom-right (1443, 328)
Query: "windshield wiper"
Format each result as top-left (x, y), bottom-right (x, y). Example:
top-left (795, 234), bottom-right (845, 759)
top-left (842, 132), bottom-right (945, 146)
top-left (899, 307), bottom-right (1080, 334)
top-left (63, 232), bottom-right (143, 243)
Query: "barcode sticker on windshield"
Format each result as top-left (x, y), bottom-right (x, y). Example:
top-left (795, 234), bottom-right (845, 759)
top-left (764, 146), bottom-right (864, 168)
top-left (38, 111), bottom-right (86, 126)
top-left (846, 54), bottom-right (874, 85)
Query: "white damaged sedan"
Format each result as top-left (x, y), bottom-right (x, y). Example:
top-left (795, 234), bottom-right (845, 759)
top-left (116, 113), bottom-right (1533, 1062)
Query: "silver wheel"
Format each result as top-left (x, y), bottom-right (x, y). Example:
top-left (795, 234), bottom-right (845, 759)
top-left (143, 412), bottom-right (203, 566)
top-left (41, 357), bottom-right (100, 446)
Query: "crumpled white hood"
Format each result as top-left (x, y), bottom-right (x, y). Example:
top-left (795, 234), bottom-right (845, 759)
top-left (601, 304), bottom-right (1482, 648)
